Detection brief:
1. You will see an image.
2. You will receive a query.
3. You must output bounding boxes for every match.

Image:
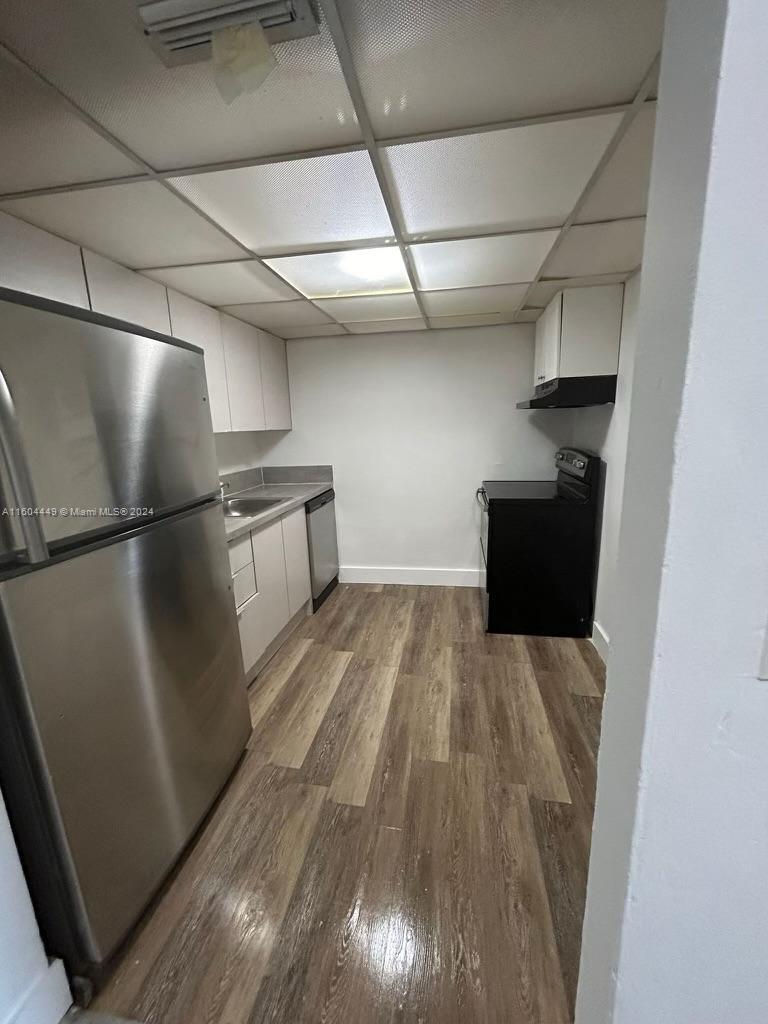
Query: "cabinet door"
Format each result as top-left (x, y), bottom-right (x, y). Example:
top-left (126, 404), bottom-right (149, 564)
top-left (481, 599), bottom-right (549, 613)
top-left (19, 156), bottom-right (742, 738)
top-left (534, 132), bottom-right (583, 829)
top-left (220, 313), bottom-right (266, 432)
top-left (259, 331), bottom-right (292, 429)
top-left (0, 212), bottom-right (89, 308)
top-left (281, 508), bottom-right (312, 616)
top-left (559, 285), bottom-right (623, 378)
top-left (83, 251), bottom-right (171, 334)
top-left (169, 291), bottom-right (231, 432)
top-left (238, 520), bottom-right (290, 673)
top-left (228, 533), bottom-right (253, 576)
top-left (534, 294), bottom-right (562, 385)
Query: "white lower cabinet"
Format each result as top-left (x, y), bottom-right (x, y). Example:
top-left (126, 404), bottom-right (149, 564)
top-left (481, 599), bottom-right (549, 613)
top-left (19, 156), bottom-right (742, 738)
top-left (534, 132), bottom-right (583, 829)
top-left (234, 510), bottom-right (311, 677)
top-left (282, 508), bottom-right (312, 616)
top-left (232, 562), bottom-right (257, 608)
top-left (250, 519), bottom-right (291, 647)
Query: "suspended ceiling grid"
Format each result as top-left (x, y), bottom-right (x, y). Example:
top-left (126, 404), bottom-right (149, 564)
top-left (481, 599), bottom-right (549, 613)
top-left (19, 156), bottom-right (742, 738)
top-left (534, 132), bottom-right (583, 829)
top-left (0, 0), bottom-right (664, 338)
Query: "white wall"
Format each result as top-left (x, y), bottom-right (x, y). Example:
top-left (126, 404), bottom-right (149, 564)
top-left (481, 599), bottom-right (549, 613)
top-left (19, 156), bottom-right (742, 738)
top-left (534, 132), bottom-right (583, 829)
top-left (577, 0), bottom-right (768, 1020)
top-left (572, 271), bottom-right (641, 660)
top-left (214, 430), bottom-right (288, 473)
top-left (0, 794), bottom-right (70, 1024)
top-left (258, 326), bottom-right (574, 585)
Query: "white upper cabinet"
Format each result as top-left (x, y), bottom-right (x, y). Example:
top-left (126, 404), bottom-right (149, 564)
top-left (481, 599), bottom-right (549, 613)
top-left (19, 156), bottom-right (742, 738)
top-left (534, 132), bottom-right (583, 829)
top-left (558, 285), bottom-right (624, 379)
top-left (534, 295), bottom-right (562, 385)
top-left (0, 211), bottom-right (89, 308)
top-left (168, 289), bottom-right (231, 432)
top-left (83, 251), bottom-right (171, 334)
top-left (533, 283), bottom-right (623, 386)
top-left (219, 313), bottom-right (266, 432)
top-left (259, 331), bottom-right (292, 430)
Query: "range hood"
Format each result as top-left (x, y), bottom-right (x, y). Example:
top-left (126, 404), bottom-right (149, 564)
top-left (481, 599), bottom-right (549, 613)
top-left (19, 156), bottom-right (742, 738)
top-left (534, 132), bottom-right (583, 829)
top-left (516, 374), bottom-right (617, 409)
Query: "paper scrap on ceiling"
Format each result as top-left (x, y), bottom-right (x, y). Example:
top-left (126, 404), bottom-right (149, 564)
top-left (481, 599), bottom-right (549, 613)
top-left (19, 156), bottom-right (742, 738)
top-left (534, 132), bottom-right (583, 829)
top-left (211, 22), bottom-right (276, 105)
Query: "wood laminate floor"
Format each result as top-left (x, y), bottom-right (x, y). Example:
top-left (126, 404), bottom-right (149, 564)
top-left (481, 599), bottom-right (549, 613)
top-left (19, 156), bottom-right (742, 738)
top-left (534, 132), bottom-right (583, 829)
top-left (94, 584), bottom-right (604, 1024)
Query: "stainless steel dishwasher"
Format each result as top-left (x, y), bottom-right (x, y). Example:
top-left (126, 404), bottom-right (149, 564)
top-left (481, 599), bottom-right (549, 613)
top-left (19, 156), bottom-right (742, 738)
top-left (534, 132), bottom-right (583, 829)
top-left (305, 488), bottom-right (339, 610)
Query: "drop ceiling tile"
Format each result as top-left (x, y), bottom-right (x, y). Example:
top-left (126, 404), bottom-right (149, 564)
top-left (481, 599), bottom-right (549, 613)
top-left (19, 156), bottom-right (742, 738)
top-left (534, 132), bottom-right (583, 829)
top-left (410, 232), bottom-right (557, 291)
top-left (338, 0), bottom-right (665, 138)
top-left (546, 220), bottom-right (645, 278)
top-left (315, 292), bottom-right (419, 322)
top-left (0, 2), bottom-right (360, 169)
top-left (142, 260), bottom-right (295, 305)
top-left (528, 272), bottom-right (630, 308)
top-left (421, 283), bottom-right (529, 317)
top-left (429, 314), bottom-right (518, 328)
top-left (280, 323), bottom-right (347, 339)
top-left (383, 114), bottom-right (621, 239)
top-left (0, 181), bottom-right (243, 268)
top-left (171, 151), bottom-right (394, 253)
top-left (0, 57), bottom-right (140, 194)
top-left (265, 246), bottom-right (411, 298)
top-left (346, 318), bottom-right (426, 334)
top-left (577, 106), bottom-right (657, 223)
top-left (516, 308), bottom-right (544, 322)
top-left (219, 301), bottom-right (332, 332)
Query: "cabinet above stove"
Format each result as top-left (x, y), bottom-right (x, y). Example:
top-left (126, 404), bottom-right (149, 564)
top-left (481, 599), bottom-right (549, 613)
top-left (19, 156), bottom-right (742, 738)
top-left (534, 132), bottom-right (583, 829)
top-left (518, 283), bottom-right (624, 409)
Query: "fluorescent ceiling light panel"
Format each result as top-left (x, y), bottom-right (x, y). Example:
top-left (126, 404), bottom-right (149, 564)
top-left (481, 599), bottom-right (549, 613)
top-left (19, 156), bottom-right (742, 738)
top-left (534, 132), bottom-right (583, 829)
top-left (314, 292), bottom-right (420, 322)
top-left (219, 300), bottom-right (332, 331)
top-left (546, 219), bottom-right (645, 278)
top-left (410, 232), bottom-right (558, 291)
top-left (346, 318), bottom-right (426, 333)
top-left (142, 260), bottom-right (295, 305)
top-left (0, 181), bottom-right (243, 268)
top-left (421, 283), bottom-right (530, 317)
top-left (265, 246), bottom-right (411, 297)
top-left (170, 151), bottom-right (394, 253)
top-left (528, 272), bottom-right (630, 308)
top-left (383, 113), bottom-right (622, 238)
top-left (577, 106), bottom-right (657, 223)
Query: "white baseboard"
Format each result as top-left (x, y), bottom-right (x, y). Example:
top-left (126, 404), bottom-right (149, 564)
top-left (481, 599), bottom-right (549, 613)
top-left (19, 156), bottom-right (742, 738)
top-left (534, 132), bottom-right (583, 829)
top-left (590, 619), bottom-right (610, 664)
top-left (9, 959), bottom-right (70, 1024)
top-left (340, 565), bottom-right (481, 588)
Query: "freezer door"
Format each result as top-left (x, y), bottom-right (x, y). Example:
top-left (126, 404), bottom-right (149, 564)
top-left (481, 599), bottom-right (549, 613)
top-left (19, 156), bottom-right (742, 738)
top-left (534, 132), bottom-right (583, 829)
top-left (0, 503), bottom-right (250, 966)
top-left (0, 297), bottom-right (218, 556)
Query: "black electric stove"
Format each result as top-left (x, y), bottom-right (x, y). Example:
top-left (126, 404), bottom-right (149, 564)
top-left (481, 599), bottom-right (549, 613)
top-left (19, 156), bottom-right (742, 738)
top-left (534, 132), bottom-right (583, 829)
top-left (477, 447), bottom-right (602, 637)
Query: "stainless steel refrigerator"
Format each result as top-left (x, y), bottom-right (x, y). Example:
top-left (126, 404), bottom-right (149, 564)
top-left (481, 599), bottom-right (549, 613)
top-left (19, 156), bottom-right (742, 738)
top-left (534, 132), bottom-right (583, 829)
top-left (0, 289), bottom-right (251, 992)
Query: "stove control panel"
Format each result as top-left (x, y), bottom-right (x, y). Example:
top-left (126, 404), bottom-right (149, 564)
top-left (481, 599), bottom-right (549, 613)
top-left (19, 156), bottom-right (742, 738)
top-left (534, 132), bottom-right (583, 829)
top-left (555, 447), bottom-right (595, 481)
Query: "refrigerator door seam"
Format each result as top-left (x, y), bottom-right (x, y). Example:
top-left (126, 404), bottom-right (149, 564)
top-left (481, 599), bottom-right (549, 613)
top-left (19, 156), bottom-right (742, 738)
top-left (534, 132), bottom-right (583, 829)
top-left (0, 367), bottom-right (49, 564)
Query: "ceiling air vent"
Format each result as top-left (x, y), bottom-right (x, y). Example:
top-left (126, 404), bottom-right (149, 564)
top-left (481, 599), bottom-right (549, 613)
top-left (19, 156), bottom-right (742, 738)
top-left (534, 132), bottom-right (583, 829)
top-left (138, 0), bottom-right (319, 66)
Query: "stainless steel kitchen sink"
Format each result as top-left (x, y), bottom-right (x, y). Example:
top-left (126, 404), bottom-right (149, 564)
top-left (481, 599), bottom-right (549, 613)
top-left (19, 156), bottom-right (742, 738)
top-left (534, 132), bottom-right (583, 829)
top-left (223, 496), bottom-right (283, 517)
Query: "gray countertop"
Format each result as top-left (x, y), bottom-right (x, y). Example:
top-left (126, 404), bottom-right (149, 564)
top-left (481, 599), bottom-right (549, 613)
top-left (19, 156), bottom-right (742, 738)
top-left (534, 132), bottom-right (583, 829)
top-left (222, 481), bottom-right (332, 542)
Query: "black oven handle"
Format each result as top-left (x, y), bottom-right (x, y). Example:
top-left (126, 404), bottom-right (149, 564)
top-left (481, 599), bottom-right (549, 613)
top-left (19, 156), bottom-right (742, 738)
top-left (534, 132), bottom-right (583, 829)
top-left (476, 486), bottom-right (489, 509)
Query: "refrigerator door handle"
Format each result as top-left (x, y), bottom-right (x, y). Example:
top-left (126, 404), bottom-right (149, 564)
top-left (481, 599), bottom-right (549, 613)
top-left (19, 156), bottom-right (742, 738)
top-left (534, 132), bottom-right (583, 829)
top-left (0, 368), bottom-right (49, 564)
